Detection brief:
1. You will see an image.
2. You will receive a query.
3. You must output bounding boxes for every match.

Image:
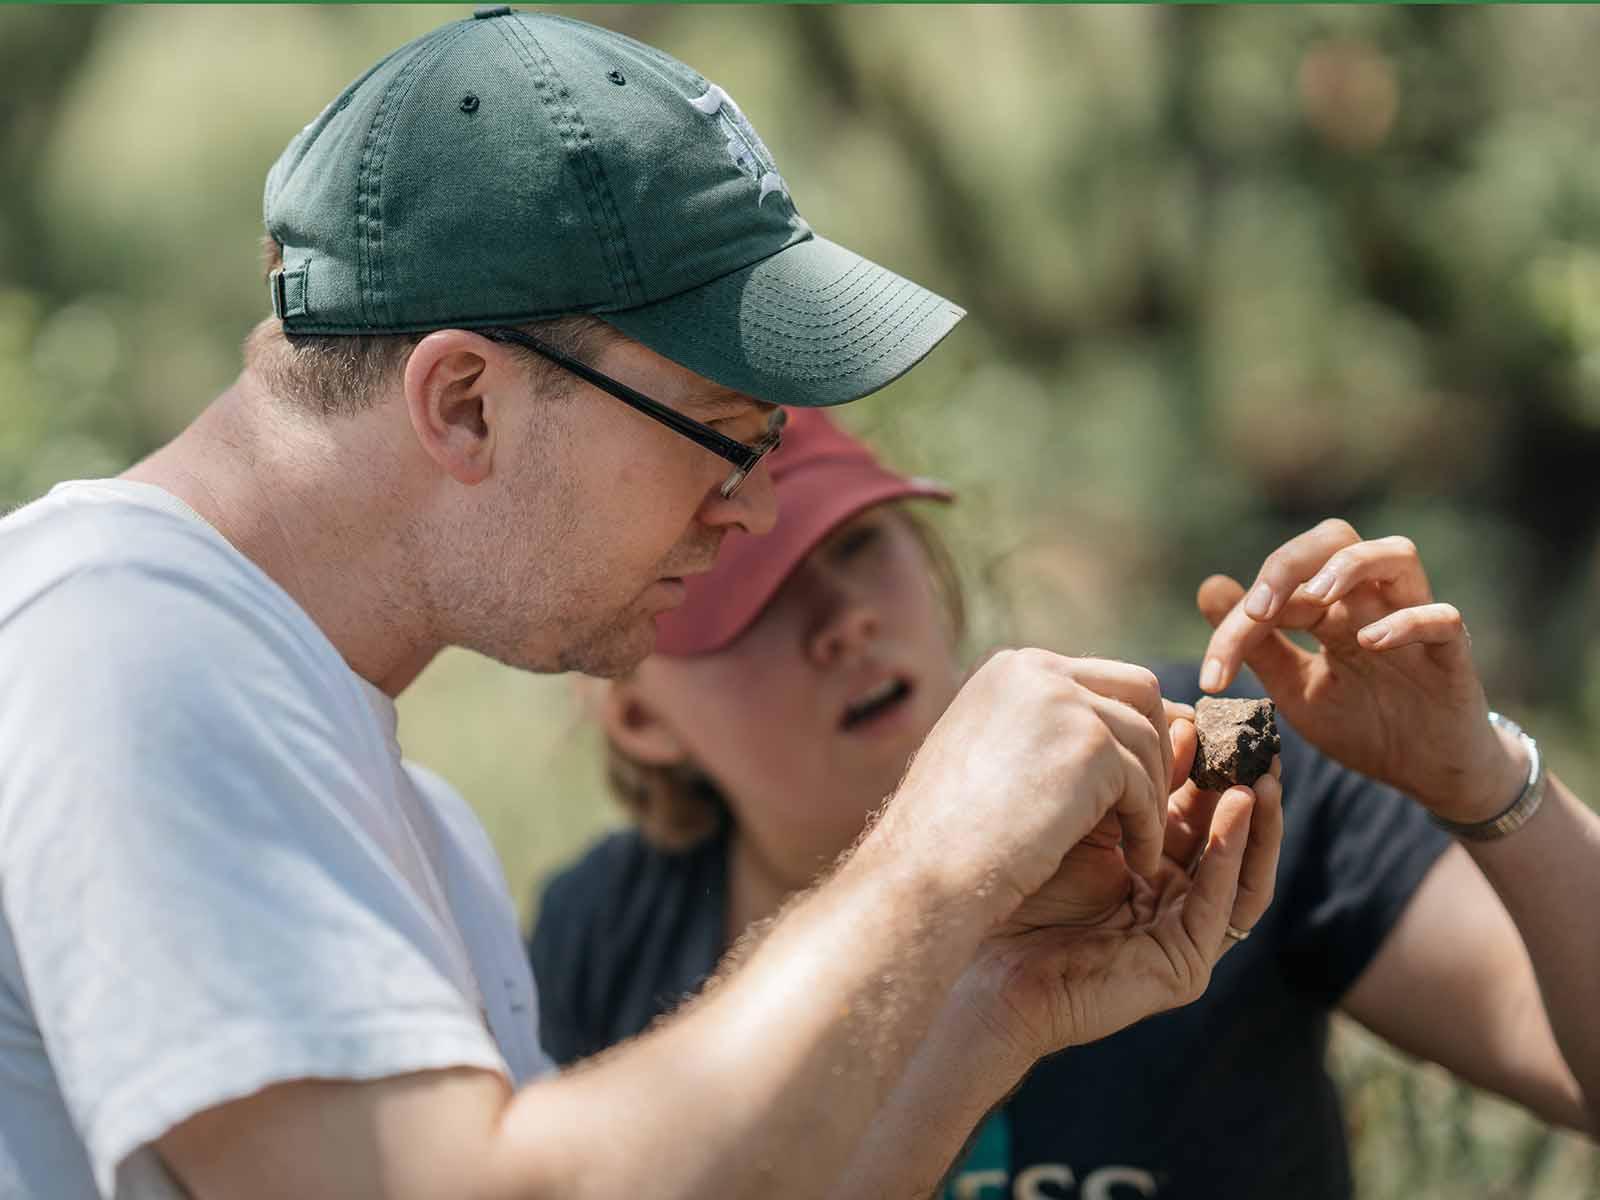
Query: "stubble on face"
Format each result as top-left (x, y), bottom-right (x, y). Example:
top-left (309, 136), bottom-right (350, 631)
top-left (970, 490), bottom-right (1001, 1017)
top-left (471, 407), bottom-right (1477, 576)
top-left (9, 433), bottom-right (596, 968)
top-left (419, 337), bottom-right (745, 679)
top-left (435, 455), bottom-right (725, 679)
top-left (554, 528), bottom-right (725, 677)
top-left (553, 611), bottom-right (653, 678)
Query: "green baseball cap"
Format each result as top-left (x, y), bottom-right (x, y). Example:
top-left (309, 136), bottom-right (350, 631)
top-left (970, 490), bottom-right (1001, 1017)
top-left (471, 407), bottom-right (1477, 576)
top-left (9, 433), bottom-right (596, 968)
top-left (263, 8), bottom-right (964, 408)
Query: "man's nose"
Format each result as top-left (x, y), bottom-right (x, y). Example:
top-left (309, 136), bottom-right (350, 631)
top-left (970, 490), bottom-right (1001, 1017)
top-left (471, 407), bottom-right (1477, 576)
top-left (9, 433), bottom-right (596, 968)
top-left (699, 459), bottom-right (778, 537)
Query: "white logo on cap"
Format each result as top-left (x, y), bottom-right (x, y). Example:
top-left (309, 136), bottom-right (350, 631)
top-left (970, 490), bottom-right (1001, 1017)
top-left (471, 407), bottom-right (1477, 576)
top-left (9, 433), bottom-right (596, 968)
top-left (691, 83), bottom-right (791, 207)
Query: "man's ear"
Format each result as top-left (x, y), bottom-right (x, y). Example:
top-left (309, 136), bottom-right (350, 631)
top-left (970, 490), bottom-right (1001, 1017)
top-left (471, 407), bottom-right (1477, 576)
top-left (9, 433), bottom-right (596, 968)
top-left (596, 676), bottom-right (691, 768)
top-left (402, 330), bottom-right (509, 486)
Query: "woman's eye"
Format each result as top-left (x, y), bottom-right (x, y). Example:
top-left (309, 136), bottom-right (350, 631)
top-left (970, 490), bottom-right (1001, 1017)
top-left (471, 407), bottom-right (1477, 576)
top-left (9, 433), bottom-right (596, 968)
top-left (836, 526), bottom-right (880, 559)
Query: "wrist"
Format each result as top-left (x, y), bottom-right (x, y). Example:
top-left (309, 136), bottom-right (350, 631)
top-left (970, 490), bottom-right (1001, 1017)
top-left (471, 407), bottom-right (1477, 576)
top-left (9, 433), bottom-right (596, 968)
top-left (844, 815), bottom-right (999, 953)
top-left (856, 797), bottom-right (1022, 937)
top-left (942, 956), bottom-right (1041, 1086)
top-left (1428, 712), bottom-right (1547, 842)
top-left (1423, 716), bottom-right (1529, 824)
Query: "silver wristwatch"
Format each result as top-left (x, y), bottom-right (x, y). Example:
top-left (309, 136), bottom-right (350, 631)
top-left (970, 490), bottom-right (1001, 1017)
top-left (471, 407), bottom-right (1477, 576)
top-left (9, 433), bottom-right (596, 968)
top-left (1429, 711), bottom-right (1546, 842)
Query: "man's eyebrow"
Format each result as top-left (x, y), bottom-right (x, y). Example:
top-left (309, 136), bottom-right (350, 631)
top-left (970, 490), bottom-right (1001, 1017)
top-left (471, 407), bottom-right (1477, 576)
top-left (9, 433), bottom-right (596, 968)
top-left (684, 390), bottom-right (777, 421)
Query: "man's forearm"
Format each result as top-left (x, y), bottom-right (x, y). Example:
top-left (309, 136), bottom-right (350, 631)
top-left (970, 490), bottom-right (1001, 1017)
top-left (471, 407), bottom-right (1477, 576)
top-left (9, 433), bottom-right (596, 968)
top-left (1465, 775), bottom-right (1600, 1133)
top-left (832, 962), bottom-right (1032, 1200)
top-left (155, 832), bottom-right (1011, 1200)
top-left (490, 832), bottom-right (1001, 1200)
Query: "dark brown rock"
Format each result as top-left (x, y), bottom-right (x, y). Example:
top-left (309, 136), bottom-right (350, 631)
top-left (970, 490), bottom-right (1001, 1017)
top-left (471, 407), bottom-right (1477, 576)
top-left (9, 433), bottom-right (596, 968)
top-left (1189, 697), bottom-right (1280, 790)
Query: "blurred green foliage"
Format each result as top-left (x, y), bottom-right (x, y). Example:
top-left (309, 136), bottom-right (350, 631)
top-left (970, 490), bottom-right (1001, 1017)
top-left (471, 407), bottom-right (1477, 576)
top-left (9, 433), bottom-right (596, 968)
top-left (4, 6), bottom-right (1598, 1194)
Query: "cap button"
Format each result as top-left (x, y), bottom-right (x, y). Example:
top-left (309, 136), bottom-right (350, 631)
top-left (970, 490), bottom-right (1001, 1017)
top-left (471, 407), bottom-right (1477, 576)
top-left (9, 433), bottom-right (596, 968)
top-left (473, 6), bottom-right (512, 18)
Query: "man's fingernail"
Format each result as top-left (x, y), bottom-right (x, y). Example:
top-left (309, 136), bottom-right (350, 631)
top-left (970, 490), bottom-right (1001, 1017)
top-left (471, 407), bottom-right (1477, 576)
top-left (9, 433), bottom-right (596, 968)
top-left (1199, 659), bottom-right (1223, 691)
top-left (1362, 621), bottom-right (1391, 646)
top-left (1245, 582), bottom-right (1275, 619)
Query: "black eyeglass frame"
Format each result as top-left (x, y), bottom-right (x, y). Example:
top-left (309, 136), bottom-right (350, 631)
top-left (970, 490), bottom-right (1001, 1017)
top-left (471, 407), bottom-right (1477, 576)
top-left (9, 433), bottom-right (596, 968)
top-left (478, 326), bottom-right (786, 499)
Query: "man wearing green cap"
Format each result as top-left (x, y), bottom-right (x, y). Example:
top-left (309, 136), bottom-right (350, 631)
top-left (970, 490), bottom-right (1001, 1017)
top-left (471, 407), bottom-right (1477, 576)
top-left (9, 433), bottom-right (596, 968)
top-left (0, 12), bottom-right (1279, 1199)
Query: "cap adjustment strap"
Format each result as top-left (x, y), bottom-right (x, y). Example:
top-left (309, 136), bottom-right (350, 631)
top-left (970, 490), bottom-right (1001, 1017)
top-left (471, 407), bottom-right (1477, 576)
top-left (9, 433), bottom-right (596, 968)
top-left (269, 265), bottom-right (310, 320)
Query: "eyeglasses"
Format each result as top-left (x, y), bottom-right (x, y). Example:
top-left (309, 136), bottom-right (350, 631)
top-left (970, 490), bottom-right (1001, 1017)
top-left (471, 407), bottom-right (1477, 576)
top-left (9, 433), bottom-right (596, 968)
top-left (478, 327), bottom-right (786, 499)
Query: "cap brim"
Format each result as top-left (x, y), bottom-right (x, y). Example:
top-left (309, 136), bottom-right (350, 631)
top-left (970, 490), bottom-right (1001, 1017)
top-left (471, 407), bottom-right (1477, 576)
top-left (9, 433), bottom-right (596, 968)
top-left (602, 235), bottom-right (964, 409)
top-left (654, 465), bottom-right (952, 657)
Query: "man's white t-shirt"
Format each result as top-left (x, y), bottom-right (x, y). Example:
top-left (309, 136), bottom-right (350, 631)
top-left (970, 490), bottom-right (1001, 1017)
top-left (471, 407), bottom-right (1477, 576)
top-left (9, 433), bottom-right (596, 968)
top-left (0, 480), bottom-right (552, 1198)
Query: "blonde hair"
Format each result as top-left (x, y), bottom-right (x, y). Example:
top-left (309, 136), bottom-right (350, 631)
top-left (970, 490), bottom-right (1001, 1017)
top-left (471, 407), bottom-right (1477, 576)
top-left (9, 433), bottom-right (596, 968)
top-left (245, 237), bottom-right (614, 417)
top-left (603, 503), bottom-right (966, 851)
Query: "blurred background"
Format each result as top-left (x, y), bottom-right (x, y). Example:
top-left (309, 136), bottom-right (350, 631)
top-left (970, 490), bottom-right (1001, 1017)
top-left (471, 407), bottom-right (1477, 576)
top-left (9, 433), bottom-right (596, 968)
top-left (4, 5), bottom-right (1599, 1194)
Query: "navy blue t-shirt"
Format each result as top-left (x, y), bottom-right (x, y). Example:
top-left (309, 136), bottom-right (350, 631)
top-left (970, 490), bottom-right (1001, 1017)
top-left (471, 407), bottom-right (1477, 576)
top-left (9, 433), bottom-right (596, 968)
top-left (529, 668), bottom-right (1450, 1199)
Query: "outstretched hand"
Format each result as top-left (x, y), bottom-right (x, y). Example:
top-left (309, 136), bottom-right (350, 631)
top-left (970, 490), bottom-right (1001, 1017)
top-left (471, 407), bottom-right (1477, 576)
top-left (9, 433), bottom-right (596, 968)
top-left (1195, 518), bottom-right (1522, 822)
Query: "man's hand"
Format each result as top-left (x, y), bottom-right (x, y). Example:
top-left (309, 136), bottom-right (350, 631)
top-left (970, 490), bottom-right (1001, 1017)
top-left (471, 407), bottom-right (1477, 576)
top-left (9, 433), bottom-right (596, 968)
top-left (882, 651), bottom-right (1284, 1061)
top-left (994, 701), bottom-right (1198, 930)
top-left (881, 650), bottom-right (1174, 929)
top-left (1196, 518), bottom-right (1523, 823)
top-left (956, 730), bottom-right (1283, 1060)
top-left (833, 681), bottom-right (1282, 1197)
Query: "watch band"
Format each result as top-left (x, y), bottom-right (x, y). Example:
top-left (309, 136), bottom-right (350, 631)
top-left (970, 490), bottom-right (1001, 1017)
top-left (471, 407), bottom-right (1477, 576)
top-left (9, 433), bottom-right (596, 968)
top-left (1429, 711), bottom-right (1546, 842)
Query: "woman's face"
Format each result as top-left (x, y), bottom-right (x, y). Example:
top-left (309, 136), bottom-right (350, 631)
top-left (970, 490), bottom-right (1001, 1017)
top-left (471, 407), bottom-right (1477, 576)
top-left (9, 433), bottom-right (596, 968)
top-left (627, 503), bottom-right (964, 888)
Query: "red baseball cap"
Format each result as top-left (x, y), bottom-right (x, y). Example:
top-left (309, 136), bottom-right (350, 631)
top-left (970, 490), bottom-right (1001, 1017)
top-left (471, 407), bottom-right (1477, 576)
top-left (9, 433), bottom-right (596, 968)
top-left (654, 408), bottom-right (954, 656)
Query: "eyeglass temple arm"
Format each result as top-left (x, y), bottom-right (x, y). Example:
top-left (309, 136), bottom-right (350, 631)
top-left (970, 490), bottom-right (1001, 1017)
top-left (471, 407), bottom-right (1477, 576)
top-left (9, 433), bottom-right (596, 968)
top-left (479, 328), bottom-right (761, 467)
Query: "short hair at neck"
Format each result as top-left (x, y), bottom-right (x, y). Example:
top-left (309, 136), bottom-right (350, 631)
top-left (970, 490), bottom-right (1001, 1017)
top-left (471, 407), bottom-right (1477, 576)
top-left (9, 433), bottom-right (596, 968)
top-left (245, 237), bottom-right (615, 417)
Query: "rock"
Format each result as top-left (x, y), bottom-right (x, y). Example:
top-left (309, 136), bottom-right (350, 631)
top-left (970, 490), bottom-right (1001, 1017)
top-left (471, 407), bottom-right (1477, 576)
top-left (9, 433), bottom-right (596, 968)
top-left (1190, 697), bottom-right (1280, 790)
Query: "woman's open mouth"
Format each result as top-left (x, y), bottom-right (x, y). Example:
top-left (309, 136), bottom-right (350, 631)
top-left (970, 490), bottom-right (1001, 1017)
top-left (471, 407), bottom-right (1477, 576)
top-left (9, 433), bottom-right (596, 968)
top-left (840, 677), bottom-right (913, 732)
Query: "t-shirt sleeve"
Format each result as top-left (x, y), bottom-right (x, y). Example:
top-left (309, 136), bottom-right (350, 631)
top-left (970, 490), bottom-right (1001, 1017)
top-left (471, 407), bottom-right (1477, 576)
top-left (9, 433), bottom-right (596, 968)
top-left (0, 561), bottom-right (505, 1195)
top-left (1273, 718), bottom-right (1453, 1004)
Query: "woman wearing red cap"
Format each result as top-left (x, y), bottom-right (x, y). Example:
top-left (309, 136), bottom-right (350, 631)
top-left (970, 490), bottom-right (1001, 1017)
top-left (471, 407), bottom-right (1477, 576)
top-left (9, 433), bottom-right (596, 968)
top-left (531, 411), bottom-right (1600, 1199)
